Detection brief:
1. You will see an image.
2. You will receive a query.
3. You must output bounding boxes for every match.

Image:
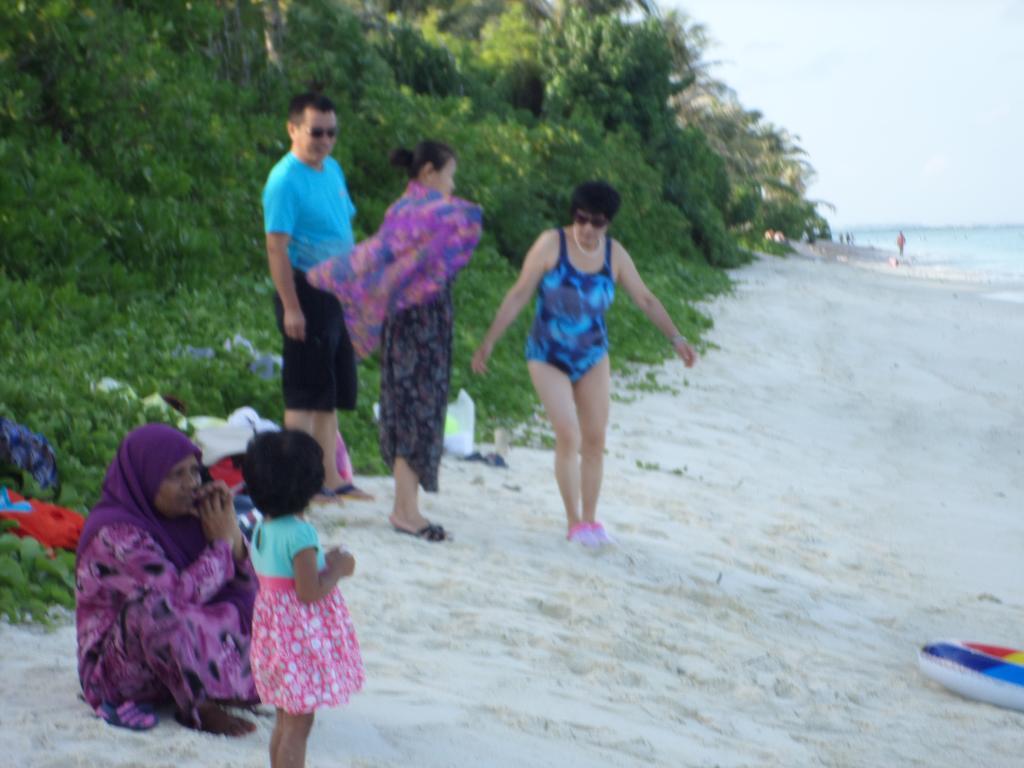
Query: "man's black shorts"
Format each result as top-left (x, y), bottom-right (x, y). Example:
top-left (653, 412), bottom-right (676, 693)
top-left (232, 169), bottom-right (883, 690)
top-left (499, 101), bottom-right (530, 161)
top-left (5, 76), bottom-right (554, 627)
top-left (274, 267), bottom-right (357, 412)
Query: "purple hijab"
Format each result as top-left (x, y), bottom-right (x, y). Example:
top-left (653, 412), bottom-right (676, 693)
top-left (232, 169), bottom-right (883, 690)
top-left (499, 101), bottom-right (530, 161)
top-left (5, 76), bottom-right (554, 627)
top-left (78, 423), bottom-right (255, 625)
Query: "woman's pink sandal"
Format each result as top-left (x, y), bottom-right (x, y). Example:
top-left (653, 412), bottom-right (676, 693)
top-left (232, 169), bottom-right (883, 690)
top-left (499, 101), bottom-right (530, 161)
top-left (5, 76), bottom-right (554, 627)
top-left (567, 522), bottom-right (594, 546)
top-left (587, 521), bottom-right (614, 545)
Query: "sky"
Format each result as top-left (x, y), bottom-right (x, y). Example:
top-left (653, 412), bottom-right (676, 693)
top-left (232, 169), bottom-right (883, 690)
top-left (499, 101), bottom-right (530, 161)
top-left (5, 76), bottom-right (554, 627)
top-left (662, 0), bottom-right (1024, 228)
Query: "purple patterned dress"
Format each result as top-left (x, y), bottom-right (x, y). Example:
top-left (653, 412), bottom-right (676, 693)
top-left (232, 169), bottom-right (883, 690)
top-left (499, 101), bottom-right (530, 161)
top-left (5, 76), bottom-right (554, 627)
top-left (75, 424), bottom-right (258, 727)
top-left (76, 526), bottom-right (258, 723)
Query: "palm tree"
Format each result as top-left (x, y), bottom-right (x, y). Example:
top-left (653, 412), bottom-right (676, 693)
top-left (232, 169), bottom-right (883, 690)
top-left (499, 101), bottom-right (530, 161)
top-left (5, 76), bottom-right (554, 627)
top-left (658, 10), bottom-right (817, 207)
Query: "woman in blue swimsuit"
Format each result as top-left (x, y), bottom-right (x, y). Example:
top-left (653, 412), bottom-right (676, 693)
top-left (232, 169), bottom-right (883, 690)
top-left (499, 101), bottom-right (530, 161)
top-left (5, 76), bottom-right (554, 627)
top-left (472, 181), bottom-right (697, 546)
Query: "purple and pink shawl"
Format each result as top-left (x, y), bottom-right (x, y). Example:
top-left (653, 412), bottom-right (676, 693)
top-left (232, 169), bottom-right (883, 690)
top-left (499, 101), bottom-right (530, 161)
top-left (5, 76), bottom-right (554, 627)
top-left (77, 423), bottom-right (255, 625)
top-left (305, 180), bottom-right (483, 359)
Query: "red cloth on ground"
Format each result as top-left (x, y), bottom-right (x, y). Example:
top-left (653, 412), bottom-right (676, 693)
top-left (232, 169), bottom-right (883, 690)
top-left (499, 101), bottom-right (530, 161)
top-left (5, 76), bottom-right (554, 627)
top-left (0, 489), bottom-right (85, 549)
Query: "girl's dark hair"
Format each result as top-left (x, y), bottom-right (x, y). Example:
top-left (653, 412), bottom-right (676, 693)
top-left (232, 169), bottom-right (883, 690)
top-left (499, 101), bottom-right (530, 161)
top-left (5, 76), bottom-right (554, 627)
top-left (570, 181), bottom-right (621, 221)
top-left (242, 430), bottom-right (324, 518)
top-left (389, 140), bottom-right (456, 179)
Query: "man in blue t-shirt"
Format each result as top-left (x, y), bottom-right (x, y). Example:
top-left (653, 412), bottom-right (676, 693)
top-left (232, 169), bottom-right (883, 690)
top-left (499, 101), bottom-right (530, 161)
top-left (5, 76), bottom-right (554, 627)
top-left (262, 92), bottom-right (362, 498)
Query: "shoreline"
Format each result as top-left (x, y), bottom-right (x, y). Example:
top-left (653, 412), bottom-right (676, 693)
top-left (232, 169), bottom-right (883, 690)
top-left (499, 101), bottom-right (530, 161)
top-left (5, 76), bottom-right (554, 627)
top-left (792, 239), bottom-right (1024, 298)
top-left (2, 253), bottom-right (1023, 767)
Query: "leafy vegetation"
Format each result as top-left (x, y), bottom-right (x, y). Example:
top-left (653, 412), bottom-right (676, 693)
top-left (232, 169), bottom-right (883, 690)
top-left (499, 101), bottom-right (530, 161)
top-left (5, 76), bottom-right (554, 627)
top-left (0, 520), bottom-right (76, 625)
top-left (0, 0), bottom-right (825, 622)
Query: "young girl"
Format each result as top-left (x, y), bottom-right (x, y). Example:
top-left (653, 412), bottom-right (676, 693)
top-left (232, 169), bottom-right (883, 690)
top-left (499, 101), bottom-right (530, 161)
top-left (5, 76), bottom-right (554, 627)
top-left (243, 430), bottom-right (364, 768)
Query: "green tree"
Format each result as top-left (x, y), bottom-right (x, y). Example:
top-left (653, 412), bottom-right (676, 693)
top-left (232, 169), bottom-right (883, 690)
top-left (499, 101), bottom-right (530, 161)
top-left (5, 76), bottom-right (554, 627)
top-left (543, 10), bottom-right (679, 141)
top-left (476, 4), bottom-right (545, 114)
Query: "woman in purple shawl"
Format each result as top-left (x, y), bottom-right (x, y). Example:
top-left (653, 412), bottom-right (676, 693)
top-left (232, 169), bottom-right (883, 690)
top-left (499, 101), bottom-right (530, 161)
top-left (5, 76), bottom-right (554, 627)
top-left (307, 140), bottom-right (482, 542)
top-left (75, 423), bottom-right (258, 735)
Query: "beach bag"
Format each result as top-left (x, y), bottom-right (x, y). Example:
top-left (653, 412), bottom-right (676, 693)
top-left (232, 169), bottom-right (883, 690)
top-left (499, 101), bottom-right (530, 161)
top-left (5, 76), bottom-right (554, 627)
top-left (443, 389), bottom-right (475, 457)
top-left (193, 425), bottom-right (255, 466)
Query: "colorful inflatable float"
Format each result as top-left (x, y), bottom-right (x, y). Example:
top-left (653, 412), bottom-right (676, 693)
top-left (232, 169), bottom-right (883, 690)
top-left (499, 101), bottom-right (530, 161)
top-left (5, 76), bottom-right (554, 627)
top-left (918, 640), bottom-right (1024, 712)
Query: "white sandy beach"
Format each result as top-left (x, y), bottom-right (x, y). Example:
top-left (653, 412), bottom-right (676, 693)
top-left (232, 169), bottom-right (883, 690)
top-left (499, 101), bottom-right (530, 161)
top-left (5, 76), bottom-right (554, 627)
top-left (2, 251), bottom-right (1023, 767)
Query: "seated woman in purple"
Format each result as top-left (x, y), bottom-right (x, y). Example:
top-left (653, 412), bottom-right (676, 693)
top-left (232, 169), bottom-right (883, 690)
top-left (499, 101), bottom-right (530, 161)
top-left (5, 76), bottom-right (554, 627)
top-left (75, 423), bottom-right (258, 735)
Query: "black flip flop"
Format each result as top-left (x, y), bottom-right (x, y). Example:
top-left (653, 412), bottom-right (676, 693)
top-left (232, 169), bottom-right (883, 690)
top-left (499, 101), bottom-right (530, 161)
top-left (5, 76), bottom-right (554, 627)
top-left (462, 451), bottom-right (508, 468)
top-left (393, 522), bottom-right (448, 542)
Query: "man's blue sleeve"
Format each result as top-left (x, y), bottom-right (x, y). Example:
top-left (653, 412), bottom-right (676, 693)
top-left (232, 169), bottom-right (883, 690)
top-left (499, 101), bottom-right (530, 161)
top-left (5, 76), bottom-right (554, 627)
top-left (263, 172), bottom-right (298, 235)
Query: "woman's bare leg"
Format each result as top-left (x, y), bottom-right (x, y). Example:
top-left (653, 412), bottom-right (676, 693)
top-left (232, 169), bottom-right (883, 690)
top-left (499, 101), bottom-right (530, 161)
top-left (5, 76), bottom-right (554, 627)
top-left (573, 356), bottom-right (610, 524)
top-left (528, 361), bottom-right (581, 533)
top-left (389, 457), bottom-right (426, 532)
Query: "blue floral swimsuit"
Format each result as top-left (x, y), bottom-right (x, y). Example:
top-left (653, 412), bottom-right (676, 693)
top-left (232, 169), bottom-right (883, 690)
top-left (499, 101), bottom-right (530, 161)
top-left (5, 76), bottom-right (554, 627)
top-left (525, 228), bottom-right (616, 382)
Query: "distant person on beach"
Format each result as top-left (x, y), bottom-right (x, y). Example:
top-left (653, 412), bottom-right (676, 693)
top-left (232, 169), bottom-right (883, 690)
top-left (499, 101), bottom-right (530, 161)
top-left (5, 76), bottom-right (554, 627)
top-left (76, 424), bottom-right (258, 735)
top-left (244, 430), bottom-right (364, 768)
top-left (897, 231), bottom-right (906, 257)
top-left (307, 141), bottom-right (482, 542)
top-left (262, 92), bottom-right (371, 504)
top-left (471, 181), bottom-right (697, 547)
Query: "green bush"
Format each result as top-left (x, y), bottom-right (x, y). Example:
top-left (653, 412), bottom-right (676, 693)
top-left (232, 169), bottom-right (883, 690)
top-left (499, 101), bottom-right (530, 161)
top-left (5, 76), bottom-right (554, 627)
top-left (0, 528), bottom-right (77, 625)
top-left (376, 20), bottom-right (465, 97)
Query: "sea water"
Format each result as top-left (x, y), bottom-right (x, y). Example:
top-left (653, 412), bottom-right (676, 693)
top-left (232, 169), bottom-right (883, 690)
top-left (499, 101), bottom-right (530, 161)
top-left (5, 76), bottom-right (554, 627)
top-left (843, 225), bottom-right (1024, 284)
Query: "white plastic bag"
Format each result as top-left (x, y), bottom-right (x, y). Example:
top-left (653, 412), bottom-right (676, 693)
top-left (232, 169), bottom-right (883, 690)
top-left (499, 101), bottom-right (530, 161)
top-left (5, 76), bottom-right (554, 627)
top-left (194, 425), bottom-right (255, 466)
top-left (443, 389), bottom-right (475, 457)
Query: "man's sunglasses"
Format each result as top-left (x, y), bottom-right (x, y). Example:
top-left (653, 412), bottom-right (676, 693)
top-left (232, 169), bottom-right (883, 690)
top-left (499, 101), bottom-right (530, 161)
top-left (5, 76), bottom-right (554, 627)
top-left (573, 211), bottom-right (609, 228)
top-left (306, 127), bottom-right (337, 139)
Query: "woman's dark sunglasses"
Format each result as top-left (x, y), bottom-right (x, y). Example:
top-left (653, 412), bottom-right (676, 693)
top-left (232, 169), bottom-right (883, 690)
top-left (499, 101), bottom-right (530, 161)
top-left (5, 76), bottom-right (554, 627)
top-left (573, 211), bottom-right (609, 228)
top-left (307, 127), bottom-right (337, 139)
